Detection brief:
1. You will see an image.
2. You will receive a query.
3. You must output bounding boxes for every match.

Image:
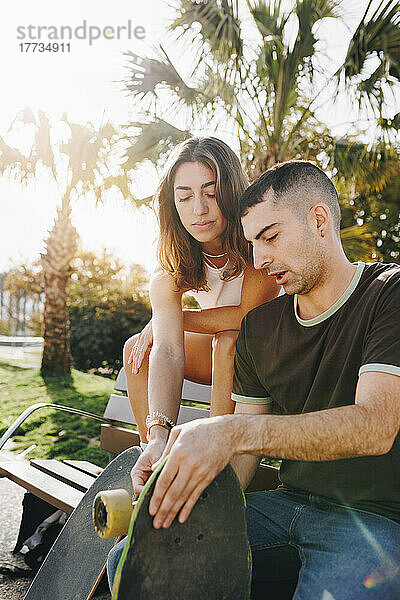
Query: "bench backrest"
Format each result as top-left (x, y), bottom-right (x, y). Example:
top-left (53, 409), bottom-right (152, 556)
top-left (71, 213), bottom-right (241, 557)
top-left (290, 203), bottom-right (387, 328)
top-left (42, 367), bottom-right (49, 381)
top-left (104, 368), bottom-right (211, 426)
top-left (101, 369), bottom-right (211, 454)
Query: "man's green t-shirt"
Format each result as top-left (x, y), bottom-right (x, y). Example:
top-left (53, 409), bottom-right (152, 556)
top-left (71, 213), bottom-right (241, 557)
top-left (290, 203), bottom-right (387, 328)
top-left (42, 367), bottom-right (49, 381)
top-left (232, 262), bottom-right (400, 523)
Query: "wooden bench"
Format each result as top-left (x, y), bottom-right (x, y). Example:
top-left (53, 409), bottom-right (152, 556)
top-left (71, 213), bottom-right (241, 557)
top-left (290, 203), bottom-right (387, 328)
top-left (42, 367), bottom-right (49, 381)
top-left (0, 369), bottom-right (280, 514)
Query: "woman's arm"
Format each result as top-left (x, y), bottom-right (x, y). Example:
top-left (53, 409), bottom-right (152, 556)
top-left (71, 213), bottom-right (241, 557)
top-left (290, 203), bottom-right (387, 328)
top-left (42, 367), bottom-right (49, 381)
top-left (146, 267), bottom-right (185, 442)
top-left (183, 264), bottom-right (279, 334)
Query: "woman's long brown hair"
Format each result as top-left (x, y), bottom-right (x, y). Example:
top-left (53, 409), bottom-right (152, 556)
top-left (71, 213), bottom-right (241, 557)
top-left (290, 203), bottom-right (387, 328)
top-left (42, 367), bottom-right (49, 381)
top-left (154, 137), bottom-right (249, 291)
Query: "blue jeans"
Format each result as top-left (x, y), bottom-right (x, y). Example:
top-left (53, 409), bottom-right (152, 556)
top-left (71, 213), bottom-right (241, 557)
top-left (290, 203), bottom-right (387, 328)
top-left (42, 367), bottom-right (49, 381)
top-left (107, 488), bottom-right (400, 599)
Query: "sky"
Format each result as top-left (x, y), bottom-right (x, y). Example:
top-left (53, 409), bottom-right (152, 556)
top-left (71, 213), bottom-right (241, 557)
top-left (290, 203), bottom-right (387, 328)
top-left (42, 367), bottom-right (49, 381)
top-left (0, 0), bottom-right (390, 276)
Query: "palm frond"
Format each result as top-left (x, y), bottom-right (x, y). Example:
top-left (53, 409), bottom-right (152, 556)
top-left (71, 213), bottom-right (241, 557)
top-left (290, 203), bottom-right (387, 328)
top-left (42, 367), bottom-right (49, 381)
top-left (171, 0), bottom-right (243, 65)
top-left (340, 223), bottom-right (375, 262)
top-left (97, 174), bottom-right (151, 208)
top-left (8, 107), bottom-right (37, 132)
top-left (297, 0), bottom-right (342, 24)
top-left (246, 0), bottom-right (288, 41)
top-left (332, 139), bottom-right (399, 195)
top-left (123, 48), bottom-right (199, 107)
top-left (122, 119), bottom-right (191, 169)
top-left (337, 0), bottom-right (400, 112)
top-left (60, 122), bottom-right (100, 188)
top-left (0, 136), bottom-right (33, 182)
top-left (380, 111), bottom-right (400, 130)
top-left (32, 111), bottom-right (56, 178)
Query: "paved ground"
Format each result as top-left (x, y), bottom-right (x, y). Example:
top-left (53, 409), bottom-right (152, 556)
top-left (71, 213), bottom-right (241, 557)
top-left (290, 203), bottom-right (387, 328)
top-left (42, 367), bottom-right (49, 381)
top-left (0, 451), bottom-right (111, 599)
top-left (0, 474), bottom-right (34, 598)
top-left (0, 345), bottom-right (42, 369)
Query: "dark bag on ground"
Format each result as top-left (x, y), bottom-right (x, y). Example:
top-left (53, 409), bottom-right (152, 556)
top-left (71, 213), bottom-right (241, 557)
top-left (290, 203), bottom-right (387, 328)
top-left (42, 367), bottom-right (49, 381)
top-left (13, 492), bottom-right (68, 572)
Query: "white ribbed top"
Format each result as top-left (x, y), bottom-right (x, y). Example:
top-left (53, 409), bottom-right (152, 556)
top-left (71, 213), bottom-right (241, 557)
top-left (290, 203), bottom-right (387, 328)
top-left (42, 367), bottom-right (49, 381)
top-left (191, 263), bottom-right (245, 308)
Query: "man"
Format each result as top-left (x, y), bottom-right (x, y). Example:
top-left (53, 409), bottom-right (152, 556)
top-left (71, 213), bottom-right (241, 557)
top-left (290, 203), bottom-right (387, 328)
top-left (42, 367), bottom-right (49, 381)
top-left (108, 161), bottom-right (400, 599)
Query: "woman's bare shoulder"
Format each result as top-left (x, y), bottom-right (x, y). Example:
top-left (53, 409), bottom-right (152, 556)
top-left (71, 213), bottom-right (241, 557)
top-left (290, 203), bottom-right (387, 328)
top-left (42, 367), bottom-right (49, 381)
top-left (150, 264), bottom-right (182, 299)
top-left (151, 263), bottom-right (169, 280)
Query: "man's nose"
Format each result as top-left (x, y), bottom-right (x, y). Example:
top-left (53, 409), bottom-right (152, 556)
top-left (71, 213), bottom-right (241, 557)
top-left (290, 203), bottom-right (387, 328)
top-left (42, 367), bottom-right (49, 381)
top-left (193, 194), bottom-right (209, 215)
top-left (253, 247), bottom-right (272, 270)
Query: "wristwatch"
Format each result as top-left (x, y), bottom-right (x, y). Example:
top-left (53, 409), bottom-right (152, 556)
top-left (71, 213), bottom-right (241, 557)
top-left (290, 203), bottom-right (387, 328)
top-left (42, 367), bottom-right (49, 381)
top-left (145, 415), bottom-right (173, 440)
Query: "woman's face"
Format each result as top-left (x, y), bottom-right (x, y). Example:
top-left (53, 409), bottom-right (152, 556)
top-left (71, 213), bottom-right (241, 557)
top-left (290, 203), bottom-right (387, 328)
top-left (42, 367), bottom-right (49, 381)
top-left (173, 161), bottom-right (227, 250)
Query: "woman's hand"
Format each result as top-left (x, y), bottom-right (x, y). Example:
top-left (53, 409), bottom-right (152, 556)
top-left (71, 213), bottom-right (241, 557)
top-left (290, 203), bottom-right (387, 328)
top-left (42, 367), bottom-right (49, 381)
top-left (127, 320), bottom-right (153, 374)
top-left (131, 439), bottom-right (166, 497)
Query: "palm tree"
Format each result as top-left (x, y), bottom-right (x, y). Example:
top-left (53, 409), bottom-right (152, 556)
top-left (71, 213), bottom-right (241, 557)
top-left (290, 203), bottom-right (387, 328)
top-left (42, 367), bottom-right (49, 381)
top-left (0, 109), bottom-right (136, 373)
top-left (122, 0), bottom-right (343, 176)
top-left (124, 0), bottom-right (399, 162)
top-left (122, 0), bottom-right (399, 261)
top-left (337, 0), bottom-right (400, 141)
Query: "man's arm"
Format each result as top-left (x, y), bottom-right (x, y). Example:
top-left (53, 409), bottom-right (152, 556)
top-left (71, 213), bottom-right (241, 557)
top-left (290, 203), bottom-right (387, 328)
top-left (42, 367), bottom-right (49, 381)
top-left (230, 401), bottom-right (272, 490)
top-left (233, 371), bottom-right (400, 460)
top-left (148, 371), bottom-right (400, 528)
top-left (183, 265), bottom-right (279, 334)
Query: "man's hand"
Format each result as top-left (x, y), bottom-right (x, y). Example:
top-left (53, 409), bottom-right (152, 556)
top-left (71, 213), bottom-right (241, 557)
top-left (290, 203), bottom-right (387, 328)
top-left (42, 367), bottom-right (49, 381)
top-left (131, 439), bottom-right (166, 497)
top-left (149, 416), bottom-right (237, 529)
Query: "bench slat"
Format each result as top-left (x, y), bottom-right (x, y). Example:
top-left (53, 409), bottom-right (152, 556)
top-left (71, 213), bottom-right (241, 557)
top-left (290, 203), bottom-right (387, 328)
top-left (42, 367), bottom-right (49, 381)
top-left (0, 461), bottom-right (83, 513)
top-left (112, 370), bottom-right (211, 404)
top-left (104, 394), bottom-right (209, 427)
top-left (63, 460), bottom-right (103, 477)
top-left (182, 379), bottom-right (211, 405)
top-left (104, 393), bottom-right (136, 424)
top-left (177, 404), bottom-right (209, 423)
top-left (100, 425), bottom-right (140, 455)
top-left (30, 459), bottom-right (96, 492)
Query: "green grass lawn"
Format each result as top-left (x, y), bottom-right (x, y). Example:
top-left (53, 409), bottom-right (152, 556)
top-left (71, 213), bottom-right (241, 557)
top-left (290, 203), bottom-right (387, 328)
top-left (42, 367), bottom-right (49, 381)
top-left (0, 354), bottom-right (279, 471)
top-left (0, 358), bottom-right (118, 467)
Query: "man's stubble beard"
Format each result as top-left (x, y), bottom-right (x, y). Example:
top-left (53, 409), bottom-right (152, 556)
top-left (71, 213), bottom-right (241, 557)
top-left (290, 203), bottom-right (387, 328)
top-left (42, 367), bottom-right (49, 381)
top-left (284, 237), bottom-right (328, 296)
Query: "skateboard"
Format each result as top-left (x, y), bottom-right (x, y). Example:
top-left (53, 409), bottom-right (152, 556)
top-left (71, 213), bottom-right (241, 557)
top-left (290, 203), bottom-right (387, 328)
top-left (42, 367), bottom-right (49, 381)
top-left (93, 459), bottom-right (252, 600)
top-left (23, 446), bottom-right (141, 600)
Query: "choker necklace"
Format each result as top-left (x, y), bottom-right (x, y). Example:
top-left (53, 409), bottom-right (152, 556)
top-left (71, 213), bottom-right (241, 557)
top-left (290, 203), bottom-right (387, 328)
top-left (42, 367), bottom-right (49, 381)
top-left (202, 254), bottom-right (229, 279)
top-left (202, 251), bottom-right (227, 258)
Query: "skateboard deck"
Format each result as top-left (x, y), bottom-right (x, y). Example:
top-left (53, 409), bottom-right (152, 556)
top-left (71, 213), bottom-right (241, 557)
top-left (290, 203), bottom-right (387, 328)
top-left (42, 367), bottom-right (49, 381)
top-left (23, 446), bottom-right (141, 600)
top-left (100, 460), bottom-right (252, 600)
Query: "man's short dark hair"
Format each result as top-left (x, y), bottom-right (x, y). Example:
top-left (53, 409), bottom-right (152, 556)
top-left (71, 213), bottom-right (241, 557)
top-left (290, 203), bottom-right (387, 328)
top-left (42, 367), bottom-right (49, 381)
top-left (240, 161), bottom-right (341, 232)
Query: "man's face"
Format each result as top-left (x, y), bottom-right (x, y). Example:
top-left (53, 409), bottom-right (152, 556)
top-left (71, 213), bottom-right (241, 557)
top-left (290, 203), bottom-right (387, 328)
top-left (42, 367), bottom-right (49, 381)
top-left (241, 196), bottom-right (326, 295)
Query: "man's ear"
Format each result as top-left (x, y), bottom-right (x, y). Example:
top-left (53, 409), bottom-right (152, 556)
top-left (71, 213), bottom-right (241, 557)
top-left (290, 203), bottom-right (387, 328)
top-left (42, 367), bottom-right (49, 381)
top-left (309, 204), bottom-right (330, 236)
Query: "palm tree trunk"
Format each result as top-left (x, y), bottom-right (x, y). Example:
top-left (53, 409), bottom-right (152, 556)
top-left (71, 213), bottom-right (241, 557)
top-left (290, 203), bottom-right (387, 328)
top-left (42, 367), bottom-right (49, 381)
top-left (23, 292), bottom-right (27, 335)
top-left (41, 204), bottom-right (78, 374)
top-left (252, 143), bottom-right (280, 180)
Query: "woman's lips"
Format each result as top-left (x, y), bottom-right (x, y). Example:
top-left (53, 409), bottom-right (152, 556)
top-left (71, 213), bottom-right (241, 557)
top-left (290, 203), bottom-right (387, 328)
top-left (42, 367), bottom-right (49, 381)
top-left (192, 220), bottom-right (215, 230)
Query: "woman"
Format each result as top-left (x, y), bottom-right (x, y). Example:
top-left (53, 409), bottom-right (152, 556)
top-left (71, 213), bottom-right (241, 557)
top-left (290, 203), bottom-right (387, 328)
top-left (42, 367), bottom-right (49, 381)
top-left (107, 137), bottom-right (278, 592)
top-left (124, 137), bottom-right (279, 497)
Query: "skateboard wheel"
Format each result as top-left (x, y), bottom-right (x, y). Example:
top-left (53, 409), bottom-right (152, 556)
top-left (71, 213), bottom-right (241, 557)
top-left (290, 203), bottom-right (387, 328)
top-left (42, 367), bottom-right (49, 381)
top-left (93, 489), bottom-right (133, 538)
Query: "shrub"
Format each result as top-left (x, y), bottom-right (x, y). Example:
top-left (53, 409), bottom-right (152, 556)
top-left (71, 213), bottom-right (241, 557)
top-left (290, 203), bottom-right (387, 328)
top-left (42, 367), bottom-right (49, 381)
top-left (69, 294), bottom-right (151, 377)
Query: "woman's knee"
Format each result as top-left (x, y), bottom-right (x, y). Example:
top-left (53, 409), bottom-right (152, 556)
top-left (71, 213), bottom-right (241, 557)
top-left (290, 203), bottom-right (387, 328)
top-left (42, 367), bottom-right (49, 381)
top-left (212, 331), bottom-right (239, 361)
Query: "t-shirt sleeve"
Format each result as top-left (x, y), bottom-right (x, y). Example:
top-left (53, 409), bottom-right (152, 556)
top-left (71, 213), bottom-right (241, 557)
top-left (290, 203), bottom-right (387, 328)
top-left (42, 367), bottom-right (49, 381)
top-left (360, 269), bottom-right (400, 378)
top-left (231, 317), bottom-right (272, 405)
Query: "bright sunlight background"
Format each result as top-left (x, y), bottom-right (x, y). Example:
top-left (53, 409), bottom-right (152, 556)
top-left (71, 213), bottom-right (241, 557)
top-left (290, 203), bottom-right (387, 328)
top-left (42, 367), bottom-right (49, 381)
top-left (0, 0), bottom-right (378, 276)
